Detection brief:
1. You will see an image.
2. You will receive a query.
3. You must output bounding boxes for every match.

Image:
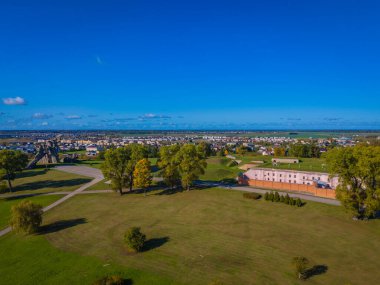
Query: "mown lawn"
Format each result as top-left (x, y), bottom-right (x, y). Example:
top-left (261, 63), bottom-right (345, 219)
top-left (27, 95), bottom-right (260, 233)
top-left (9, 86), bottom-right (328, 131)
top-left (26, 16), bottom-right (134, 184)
top-left (6, 168), bottom-right (92, 195)
top-left (3, 188), bottom-right (376, 285)
top-left (201, 157), bottom-right (241, 182)
top-left (0, 233), bottom-right (172, 285)
top-left (0, 194), bottom-right (64, 229)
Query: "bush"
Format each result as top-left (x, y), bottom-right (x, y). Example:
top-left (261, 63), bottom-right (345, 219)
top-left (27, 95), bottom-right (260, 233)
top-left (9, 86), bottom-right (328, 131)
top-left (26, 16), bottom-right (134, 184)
top-left (296, 198), bottom-right (303, 207)
top-left (280, 195), bottom-right (285, 203)
top-left (292, 256), bottom-right (309, 280)
top-left (269, 192), bottom-right (274, 202)
top-left (274, 192), bottom-right (280, 202)
top-left (264, 192), bottom-right (269, 201)
top-left (284, 194), bottom-right (290, 204)
top-left (10, 200), bottom-right (43, 234)
top-left (124, 227), bottom-right (146, 252)
top-left (243, 192), bottom-right (261, 200)
top-left (92, 275), bottom-right (125, 285)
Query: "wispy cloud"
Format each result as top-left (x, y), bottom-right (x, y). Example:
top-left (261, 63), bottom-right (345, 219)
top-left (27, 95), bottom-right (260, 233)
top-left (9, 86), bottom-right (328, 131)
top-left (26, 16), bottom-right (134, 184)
top-left (65, 115), bottom-right (82, 120)
top-left (139, 113), bottom-right (171, 120)
top-left (96, 56), bottom-right (103, 65)
top-left (2, 96), bottom-right (26, 105)
top-left (41, 121), bottom-right (49, 126)
top-left (32, 113), bottom-right (53, 119)
top-left (323, 117), bottom-right (342, 121)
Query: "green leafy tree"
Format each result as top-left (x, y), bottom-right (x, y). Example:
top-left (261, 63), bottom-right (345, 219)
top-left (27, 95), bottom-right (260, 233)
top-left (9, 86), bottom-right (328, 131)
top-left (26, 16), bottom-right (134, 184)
top-left (197, 141), bottom-right (213, 158)
top-left (326, 145), bottom-right (380, 219)
top-left (176, 144), bottom-right (207, 190)
top-left (124, 227), bottom-right (146, 252)
top-left (133, 158), bottom-right (152, 196)
top-left (292, 256), bottom-right (309, 280)
top-left (0, 150), bottom-right (28, 192)
top-left (158, 145), bottom-right (181, 189)
top-left (101, 147), bottom-right (131, 195)
top-left (10, 200), bottom-right (43, 234)
top-left (126, 144), bottom-right (148, 192)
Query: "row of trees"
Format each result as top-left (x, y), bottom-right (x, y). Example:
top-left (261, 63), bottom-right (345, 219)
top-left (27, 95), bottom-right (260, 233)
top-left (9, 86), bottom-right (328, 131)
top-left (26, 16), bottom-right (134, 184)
top-left (289, 143), bottom-right (321, 158)
top-left (101, 143), bottom-right (207, 195)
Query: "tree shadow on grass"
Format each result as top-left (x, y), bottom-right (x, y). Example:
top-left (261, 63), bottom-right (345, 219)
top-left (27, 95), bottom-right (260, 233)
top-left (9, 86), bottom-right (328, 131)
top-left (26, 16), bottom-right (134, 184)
top-left (305, 265), bottom-right (328, 279)
top-left (16, 169), bottom-right (47, 179)
top-left (13, 178), bottom-right (92, 192)
top-left (142, 237), bottom-right (170, 252)
top-left (155, 188), bottom-right (183, 195)
top-left (2, 193), bottom-right (43, 201)
top-left (38, 218), bottom-right (87, 234)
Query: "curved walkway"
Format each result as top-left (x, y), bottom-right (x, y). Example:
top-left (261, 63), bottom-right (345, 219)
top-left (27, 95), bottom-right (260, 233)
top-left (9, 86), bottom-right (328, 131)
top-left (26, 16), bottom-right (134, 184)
top-left (0, 166), bottom-right (104, 237)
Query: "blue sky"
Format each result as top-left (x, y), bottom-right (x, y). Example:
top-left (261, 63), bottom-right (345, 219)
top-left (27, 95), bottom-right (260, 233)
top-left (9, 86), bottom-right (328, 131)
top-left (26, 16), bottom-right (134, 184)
top-left (0, 0), bottom-right (379, 130)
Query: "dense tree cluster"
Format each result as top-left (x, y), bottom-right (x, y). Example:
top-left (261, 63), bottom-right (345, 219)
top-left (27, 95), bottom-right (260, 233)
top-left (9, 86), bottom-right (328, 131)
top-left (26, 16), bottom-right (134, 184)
top-left (289, 143), bottom-right (321, 158)
top-left (102, 143), bottom-right (207, 194)
top-left (326, 145), bottom-right (380, 219)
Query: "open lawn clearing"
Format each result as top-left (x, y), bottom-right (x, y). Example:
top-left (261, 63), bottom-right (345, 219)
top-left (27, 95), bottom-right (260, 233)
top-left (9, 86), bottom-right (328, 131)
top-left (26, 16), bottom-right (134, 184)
top-left (0, 233), bottom-right (172, 285)
top-left (36, 188), bottom-right (380, 285)
top-left (201, 157), bottom-right (241, 181)
top-left (2, 168), bottom-right (92, 195)
top-left (0, 194), bottom-right (64, 229)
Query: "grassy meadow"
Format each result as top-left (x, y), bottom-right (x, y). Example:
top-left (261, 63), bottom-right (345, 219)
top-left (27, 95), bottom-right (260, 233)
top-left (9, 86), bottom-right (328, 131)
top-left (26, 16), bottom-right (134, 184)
top-left (1, 188), bottom-right (379, 284)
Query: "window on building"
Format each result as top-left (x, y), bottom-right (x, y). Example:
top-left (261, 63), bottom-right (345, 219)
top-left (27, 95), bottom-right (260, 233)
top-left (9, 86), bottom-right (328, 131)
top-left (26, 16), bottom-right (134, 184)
top-left (294, 180), bottom-right (296, 183)
top-left (273, 173), bottom-right (275, 176)
top-left (280, 174), bottom-right (282, 177)
top-left (289, 174), bottom-right (291, 178)
top-left (280, 179), bottom-right (282, 182)
top-left (294, 175), bottom-right (296, 178)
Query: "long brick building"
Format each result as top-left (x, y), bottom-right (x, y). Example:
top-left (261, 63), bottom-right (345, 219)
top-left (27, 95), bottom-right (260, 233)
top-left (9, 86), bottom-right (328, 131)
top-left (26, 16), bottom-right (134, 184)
top-left (238, 168), bottom-right (338, 199)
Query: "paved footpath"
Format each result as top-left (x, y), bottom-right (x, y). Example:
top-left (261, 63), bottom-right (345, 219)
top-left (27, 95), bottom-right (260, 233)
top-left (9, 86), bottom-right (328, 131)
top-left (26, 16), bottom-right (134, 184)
top-left (0, 166), bottom-right (104, 237)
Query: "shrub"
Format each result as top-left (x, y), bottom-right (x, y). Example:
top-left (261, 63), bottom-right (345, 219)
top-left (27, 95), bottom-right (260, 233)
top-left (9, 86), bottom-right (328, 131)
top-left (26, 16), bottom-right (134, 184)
top-left (264, 192), bottom-right (269, 201)
top-left (280, 195), bottom-right (285, 203)
top-left (296, 198), bottom-right (303, 207)
top-left (269, 192), bottom-right (274, 202)
top-left (292, 256), bottom-right (309, 280)
top-left (124, 227), bottom-right (146, 252)
top-left (92, 275), bottom-right (125, 285)
top-left (274, 191), bottom-right (280, 202)
top-left (284, 194), bottom-right (290, 204)
top-left (243, 192), bottom-right (261, 200)
top-left (10, 200), bottom-right (43, 234)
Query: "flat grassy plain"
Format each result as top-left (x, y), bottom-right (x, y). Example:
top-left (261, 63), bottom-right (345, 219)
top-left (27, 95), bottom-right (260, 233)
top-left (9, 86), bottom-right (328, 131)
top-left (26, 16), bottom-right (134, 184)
top-left (0, 194), bottom-right (63, 229)
top-left (201, 157), bottom-right (241, 181)
top-left (1, 189), bottom-right (378, 285)
top-left (7, 168), bottom-right (92, 195)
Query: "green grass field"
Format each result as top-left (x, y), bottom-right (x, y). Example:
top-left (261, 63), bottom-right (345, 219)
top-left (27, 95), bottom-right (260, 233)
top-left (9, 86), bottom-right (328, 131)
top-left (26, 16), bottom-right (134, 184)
top-left (201, 157), bottom-right (241, 182)
top-left (6, 168), bottom-right (92, 195)
top-left (235, 154), bottom-right (327, 172)
top-left (1, 188), bottom-right (378, 285)
top-left (0, 194), bottom-right (64, 229)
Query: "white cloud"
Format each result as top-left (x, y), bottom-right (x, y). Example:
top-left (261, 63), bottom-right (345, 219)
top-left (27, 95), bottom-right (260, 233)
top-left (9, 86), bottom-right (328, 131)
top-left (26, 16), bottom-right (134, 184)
top-left (32, 113), bottom-right (53, 119)
top-left (41, 121), bottom-right (49, 126)
top-left (2, 97), bottom-right (26, 105)
top-left (140, 113), bottom-right (171, 119)
top-left (65, 115), bottom-right (82, 120)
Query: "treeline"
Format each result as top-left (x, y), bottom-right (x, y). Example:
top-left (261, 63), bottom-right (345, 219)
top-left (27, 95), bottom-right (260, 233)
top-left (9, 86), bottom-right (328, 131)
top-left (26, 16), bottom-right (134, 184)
top-left (102, 143), bottom-right (207, 195)
top-left (273, 143), bottom-right (321, 158)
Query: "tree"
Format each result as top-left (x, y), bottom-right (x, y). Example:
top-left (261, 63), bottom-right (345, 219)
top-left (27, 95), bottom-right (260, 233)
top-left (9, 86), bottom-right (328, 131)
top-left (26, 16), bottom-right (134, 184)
top-left (133, 158), bottom-right (152, 196)
top-left (101, 147), bottom-right (131, 195)
top-left (236, 146), bottom-right (247, 155)
top-left (197, 141), bottom-right (213, 158)
top-left (10, 200), bottom-right (43, 234)
top-left (0, 150), bottom-right (28, 192)
top-left (124, 227), bottom-right (146, 252)
top-left (326, 145), bottom-right (380, 219)
top-left (176, 144), bottom-right (207, 190)
top-left (292, 256), bottom-right (309, 280)
top-left (158, 145), bottom-right (181, 189)
top-left (274, 147), bottom-right (286, 157)
top-left (126, 144), bottom-right (148, 192)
